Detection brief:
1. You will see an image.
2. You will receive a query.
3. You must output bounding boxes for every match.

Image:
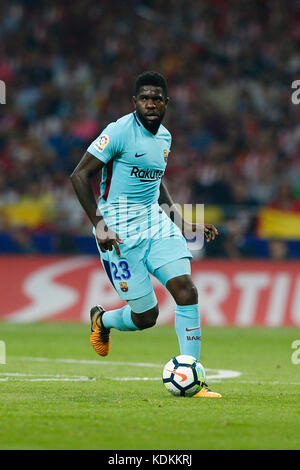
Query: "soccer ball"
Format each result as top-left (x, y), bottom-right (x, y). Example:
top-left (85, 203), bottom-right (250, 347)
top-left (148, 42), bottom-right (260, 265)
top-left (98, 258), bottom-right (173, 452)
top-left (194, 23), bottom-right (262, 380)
top-left (162, 355), bottom-right (206, 397)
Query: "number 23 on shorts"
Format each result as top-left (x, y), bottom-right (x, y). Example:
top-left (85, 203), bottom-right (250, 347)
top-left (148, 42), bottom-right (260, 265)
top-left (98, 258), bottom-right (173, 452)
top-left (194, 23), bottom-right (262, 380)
top-left (111, 261), bottom-right (131, 280)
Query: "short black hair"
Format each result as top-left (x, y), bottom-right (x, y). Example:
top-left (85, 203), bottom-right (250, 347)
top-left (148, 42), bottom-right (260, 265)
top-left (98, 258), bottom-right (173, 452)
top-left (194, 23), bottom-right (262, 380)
top-left (135, 71), bottom-right (168, 97)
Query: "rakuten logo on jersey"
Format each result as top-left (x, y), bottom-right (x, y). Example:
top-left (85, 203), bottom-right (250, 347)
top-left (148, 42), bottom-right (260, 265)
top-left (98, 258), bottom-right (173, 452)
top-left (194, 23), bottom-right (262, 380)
top-left (131, 166), bottom-right (164, 181)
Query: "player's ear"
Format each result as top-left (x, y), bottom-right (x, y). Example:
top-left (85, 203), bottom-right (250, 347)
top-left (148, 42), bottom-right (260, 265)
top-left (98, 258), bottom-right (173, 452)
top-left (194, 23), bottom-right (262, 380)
top-left (132, 96), bottom-right (137, 108)
top-left (165, 96), bottom-right (169, 107)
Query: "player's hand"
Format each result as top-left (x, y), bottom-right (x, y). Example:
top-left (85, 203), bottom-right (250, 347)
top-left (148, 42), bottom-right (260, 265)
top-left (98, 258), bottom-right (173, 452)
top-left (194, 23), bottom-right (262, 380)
top-left (183, 222), bottom-right (218, 243)
top-left (203, 224), bottom-right (218, 243)
top-left (95, 219), bottom-right (123, 257)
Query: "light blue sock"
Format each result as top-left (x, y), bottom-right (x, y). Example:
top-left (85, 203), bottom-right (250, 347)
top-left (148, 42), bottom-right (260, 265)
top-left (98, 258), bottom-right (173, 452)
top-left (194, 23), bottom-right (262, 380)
top-left (175, 304), bottom-right (201, 360)
top-left (102, 304), bottom-right (139, 331)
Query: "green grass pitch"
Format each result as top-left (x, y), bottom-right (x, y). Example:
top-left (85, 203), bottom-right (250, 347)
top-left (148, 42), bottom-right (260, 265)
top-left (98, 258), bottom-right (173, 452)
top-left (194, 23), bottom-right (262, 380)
top-left (0, 322), bottom-right (299, 450)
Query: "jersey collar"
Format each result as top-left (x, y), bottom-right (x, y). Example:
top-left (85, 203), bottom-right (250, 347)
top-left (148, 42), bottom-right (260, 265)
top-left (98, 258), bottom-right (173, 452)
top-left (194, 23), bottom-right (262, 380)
top-left (133, 111), bottom-right (161, 137)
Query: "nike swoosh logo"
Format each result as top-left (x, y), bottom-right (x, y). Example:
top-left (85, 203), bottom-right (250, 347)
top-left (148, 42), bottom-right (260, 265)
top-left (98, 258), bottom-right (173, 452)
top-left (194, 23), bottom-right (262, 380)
top-left (167, 369), bottom-right (187, 382)
top-left (135, 153), bottom-right (146, 158)
top-left (185, 327), bottom-right (200, 332)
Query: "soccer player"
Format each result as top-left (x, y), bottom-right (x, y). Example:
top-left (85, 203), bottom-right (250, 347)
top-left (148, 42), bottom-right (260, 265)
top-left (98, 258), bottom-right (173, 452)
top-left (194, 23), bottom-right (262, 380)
top-left (70, 71), bottom-right (221, 398)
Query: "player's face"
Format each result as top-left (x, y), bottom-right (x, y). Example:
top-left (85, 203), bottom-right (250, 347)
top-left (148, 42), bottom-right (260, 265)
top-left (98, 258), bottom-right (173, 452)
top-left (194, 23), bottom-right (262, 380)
top-left (133, 86), bottom-right (169, 133)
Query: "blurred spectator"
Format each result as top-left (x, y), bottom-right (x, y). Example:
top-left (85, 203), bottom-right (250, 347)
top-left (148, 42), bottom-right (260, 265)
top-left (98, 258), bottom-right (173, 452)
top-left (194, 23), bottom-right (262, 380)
top-left (268, 239), bottom-right (289, 260)
top-left (268, 180), bottom-right (300, 212)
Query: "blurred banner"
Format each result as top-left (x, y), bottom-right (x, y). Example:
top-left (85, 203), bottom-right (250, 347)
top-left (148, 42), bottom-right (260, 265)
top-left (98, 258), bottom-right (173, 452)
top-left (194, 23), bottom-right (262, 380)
top-left (1, 256), bottom-right (299, 326)
top-left (257, 208), bottom-right (300, 239)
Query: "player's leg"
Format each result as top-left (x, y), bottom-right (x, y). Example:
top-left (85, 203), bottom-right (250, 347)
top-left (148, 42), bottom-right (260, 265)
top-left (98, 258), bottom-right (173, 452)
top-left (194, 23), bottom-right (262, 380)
top-left (101, 290), bottom-right (159, 331)
top-left (148, 214), bottom-right (201, 360)
top-left (90, 291), bottom-right (158, 356)
top-left (154, 261), bottom-right (221, 398)
top-left (168, 273), bottom-right (201, 360)
top-left (90, 235), bottom-right (158, 356)
top-left (153, 258), bottom-right (201, 361)
top-left (148, 216), bottom-right (222, 398)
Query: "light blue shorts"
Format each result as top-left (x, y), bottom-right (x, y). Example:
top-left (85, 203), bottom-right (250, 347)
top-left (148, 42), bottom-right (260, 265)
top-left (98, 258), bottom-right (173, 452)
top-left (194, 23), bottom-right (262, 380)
top-left (95, 219), bottom-right (192, 302)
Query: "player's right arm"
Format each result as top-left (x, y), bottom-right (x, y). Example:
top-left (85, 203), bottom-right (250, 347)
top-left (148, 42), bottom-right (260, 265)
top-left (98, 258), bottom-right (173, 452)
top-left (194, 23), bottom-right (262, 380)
top-left (70, 151), bottom-right (123, 256)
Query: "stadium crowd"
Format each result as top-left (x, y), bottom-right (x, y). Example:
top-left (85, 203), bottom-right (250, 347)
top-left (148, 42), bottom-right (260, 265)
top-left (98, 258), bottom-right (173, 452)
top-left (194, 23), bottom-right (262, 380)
top-left (0, 0), bottom-right (300, 257)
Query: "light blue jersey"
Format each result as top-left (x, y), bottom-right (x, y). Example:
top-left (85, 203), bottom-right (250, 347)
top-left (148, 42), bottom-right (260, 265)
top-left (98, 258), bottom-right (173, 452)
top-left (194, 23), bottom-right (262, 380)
top-left (87, 111), bottom-right (192, 301)
top-left (87, 112), bottom-right (171, 236)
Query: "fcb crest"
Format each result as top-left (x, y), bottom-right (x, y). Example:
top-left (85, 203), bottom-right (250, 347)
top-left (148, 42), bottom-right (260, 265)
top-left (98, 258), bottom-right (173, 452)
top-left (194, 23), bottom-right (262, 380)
top-left (120, 282), bottom-right (128, 292)
top-left (164, 149), bottom-right (169, 163)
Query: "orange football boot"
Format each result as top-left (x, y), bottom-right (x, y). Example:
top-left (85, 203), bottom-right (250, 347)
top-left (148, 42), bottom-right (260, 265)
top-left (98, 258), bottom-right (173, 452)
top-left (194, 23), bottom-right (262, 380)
top-left (193, 382), bottom-right (222, 398)
top-left (90, 305), bottom-right (110, 356)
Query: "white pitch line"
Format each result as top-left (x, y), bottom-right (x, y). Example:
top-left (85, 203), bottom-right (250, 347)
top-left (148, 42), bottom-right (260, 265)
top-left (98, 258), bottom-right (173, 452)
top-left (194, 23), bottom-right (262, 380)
top-left (14, 356), bottom-right (164, 368)
top-left (108, 369), bottom-right (241, 382)
top-left (108, 377), bottom-right (300, 385)
top-left (19, 378), bottom-right (96, 382)
top-left (12, 356), bottom-right (241, 382)
top-left (0, 372), bottom-right (90, 377)
top-left (13, 356), bottom-right (240, 376)
top-left (111, 377), bottom-right (161, 381)
top-left (3, 358), bottom-right (300, 385)
top-left (0, 372), bottom-right (95, 382)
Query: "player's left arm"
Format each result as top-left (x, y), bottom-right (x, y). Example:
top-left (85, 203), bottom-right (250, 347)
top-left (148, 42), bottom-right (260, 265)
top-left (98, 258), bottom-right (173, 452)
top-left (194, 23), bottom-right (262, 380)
top-left (158, 179), bottom-right (218, 243)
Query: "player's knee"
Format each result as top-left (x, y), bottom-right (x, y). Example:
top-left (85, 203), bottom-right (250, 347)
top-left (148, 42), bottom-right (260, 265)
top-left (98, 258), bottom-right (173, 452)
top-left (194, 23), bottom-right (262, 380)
top-left (132, 305), bottom-right (159, 330)
top-left (176, 283), bottom-right (198, 306)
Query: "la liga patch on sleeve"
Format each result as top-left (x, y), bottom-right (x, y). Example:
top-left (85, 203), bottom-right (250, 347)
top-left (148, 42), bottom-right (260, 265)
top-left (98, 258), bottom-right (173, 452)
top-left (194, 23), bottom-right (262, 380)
top-left (93, 134), bottom-right (110, 152)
